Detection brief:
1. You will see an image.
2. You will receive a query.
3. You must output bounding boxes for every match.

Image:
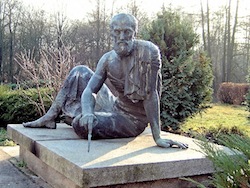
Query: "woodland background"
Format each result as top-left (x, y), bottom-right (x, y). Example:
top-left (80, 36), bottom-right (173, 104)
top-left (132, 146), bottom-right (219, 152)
top-left (0, 0), bottom-right (249, 101)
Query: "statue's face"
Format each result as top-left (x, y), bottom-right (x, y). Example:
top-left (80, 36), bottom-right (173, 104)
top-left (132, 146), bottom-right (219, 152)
top-left (111, 20), bottom-right (136, 57)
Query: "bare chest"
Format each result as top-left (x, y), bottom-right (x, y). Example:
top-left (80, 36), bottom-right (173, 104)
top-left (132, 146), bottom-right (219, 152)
top-left (107, 59), bottom-right (127, 80)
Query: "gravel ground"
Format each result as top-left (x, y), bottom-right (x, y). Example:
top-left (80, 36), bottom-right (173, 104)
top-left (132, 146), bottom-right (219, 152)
top-left (0, 146), bottom-right (52, 188)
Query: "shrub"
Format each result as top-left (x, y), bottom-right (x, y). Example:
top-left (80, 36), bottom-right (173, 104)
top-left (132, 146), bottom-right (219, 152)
top-left (245, 72), bottom-right (250, 112)
top-left (142, 8), bottom-right (213, 132)
top-left (194, 134), bottom-right (250, 188)
top-left (0, 128), bottom-right (15, 146)
top-left (246, 91), bottom-right (250, 113)
top-left (12, 46), bottom-right (77, 122)
top-left (0, 86), bottom-right (52, 128)
top-left (217, 82), bottom-right (249, 105)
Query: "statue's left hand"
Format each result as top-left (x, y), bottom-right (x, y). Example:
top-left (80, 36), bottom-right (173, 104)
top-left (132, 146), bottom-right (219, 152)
top-left (156, 138), bottom-right (188, 149)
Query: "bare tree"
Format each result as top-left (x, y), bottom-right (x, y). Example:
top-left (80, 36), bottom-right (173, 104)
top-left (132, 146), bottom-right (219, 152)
top-left (241, 16), bottom-right (250, 75)
top-left (227, 0), bottom-right (239, 81)
top-left (53, 2), bottom-right (68, 74)
top-left (199, 0), bottom-right (245, 100)
top-left (222, 6), bottom-right (228, 82)
top-left (200, 0), bottom-right (207, 51)
top-left (125, 0), bottom-right (149, 38)
top-left (206, 0), bottom-right (212, 58)
top-left (0, 0), bottom-right (6, 83)
top-left (15, 46), bottom-right (77, 115)
top-left (87, 0), bottom-right (111, 69)
top-left (5, 0), bottom-right (22, 83)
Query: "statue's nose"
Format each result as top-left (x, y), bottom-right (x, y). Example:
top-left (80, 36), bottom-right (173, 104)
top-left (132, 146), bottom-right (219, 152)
top-left (119, 31), bottom-right (125, 40)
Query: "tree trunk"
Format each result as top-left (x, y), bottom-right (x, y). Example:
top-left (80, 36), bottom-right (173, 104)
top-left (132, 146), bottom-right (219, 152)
top-left (206, 0), bottom-right (212, 58)
top-left (222, 7), bottom-right (228, 82)
top-left (226, 0), bottom-right (232, 82)
top-left (200, 0), bottom-right (206, 51)
top-left (8, 10), bottom-right (13, 83)
top-left (95, 0), bottom-right (100, 67)
top-left (228, 0), bottom-right (239, 81)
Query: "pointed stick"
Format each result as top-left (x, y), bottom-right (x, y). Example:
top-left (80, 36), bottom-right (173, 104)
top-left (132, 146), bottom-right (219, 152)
top-left (87, 122), bottom-right (93, 152)
top-left (88, 133), bottom-right (92, 152)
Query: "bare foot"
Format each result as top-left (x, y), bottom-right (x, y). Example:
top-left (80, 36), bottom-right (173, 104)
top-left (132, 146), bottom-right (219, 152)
top-left (23, 117), bottom-right (56, 129)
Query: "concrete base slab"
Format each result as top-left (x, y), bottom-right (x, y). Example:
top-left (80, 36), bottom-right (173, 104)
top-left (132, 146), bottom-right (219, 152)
top-left (7, 124), bottom-right (232, 188)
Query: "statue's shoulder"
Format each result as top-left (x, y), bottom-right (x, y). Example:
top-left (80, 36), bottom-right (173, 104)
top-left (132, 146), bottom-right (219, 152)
top-left (134, 40), bottom-right (161, 66)
top-left (100, 50), bottom-right (117, 62)
top-left (98, 51), bottom-right (116, 66)
top-left (135, 40), bottom-right (160, 53)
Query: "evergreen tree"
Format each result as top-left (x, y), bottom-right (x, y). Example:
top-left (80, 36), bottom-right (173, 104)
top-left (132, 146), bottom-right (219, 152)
top-left (142, 8), bottom-right (213, 132)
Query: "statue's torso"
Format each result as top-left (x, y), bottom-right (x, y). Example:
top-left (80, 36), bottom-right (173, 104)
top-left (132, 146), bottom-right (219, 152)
top-left (105, 50), bottom-right (146, 118)
top-left (99, 40), bottom-right (161, 123)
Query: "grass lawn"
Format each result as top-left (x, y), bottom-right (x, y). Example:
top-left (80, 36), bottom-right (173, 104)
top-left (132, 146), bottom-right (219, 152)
top-left (181, 103), bottom-right (250, 141)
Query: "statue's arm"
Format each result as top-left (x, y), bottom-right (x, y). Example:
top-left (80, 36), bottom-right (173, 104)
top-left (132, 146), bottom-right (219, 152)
top-left (143, 46), bottom-right (188, 149)
top-left (80, 55), bottom-right (108, 152)
top-left (143, 68), bottom-right (163, 146)
top-left (81, 55), bottom-right (108, 116)
top-left (143, 73), bottom-right (188, 149)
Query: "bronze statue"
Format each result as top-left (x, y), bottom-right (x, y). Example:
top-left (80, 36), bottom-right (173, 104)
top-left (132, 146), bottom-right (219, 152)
top-left (23, 13), bottom-right (188, 150)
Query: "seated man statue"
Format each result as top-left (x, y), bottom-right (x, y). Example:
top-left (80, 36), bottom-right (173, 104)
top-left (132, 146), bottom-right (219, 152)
top-left (23, 13), bottom-right (188, 150)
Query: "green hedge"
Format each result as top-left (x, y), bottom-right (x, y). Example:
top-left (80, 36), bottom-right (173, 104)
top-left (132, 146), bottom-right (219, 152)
top-left (0, 85), bottom-right (52, 127)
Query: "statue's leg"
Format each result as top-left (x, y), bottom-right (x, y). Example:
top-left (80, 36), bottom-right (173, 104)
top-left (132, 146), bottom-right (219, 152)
top-left (23, 86), bottom-right (66, 128)
top-left (72, 112), bottom-right (147, 139)
top-left (23, 65), bottom-right (94, 129)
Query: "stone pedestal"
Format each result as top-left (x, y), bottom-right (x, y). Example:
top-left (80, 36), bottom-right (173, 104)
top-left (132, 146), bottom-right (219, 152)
top-left (7, 124), bottom-right (232, 188)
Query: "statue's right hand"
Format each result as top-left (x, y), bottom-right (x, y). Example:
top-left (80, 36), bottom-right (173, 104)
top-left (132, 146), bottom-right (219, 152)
top-left (79, 113), bottom-right (98, 128)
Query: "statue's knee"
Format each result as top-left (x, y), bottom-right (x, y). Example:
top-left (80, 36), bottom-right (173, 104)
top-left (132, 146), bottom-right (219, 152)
top-left (66, 65), bottom-right (93, 86)
top-left (70, 65), bottom-right (93, 75)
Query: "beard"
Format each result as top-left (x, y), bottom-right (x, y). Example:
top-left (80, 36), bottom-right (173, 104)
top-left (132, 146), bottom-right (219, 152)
top-left (113, 40), bottom-right (134, 57)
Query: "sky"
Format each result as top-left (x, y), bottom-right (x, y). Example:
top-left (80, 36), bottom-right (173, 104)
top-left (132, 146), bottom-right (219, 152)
top-left (21, 0), bottom-right (250, 20)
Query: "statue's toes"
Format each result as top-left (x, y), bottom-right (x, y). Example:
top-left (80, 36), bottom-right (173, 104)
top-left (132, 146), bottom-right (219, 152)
top-left (23, 122), bottom-right (35, 128)
top-left (22, 121), bottom-right (56, 129)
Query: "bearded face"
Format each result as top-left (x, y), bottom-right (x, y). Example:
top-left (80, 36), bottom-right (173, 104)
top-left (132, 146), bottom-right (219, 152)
top-left (111, 24), bottom-right (136, 57)
top-left (113, 37), bottom-right (134, 57)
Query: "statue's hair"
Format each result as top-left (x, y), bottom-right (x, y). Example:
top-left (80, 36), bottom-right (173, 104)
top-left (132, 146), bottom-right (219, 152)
top-left (110, 13), bottom-right (138, 34)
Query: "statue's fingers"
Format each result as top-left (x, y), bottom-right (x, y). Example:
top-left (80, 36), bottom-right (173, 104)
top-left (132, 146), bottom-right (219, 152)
top-left (172, 141), bottom-right (188, 149)
top-left (88, 116), bottom-right (94, 124)
top-left (79, 116), bottom-right (86, 127)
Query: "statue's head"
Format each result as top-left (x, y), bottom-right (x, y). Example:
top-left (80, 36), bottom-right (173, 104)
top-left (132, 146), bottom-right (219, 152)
top-left (110, 13), bottom-right (138, 57)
